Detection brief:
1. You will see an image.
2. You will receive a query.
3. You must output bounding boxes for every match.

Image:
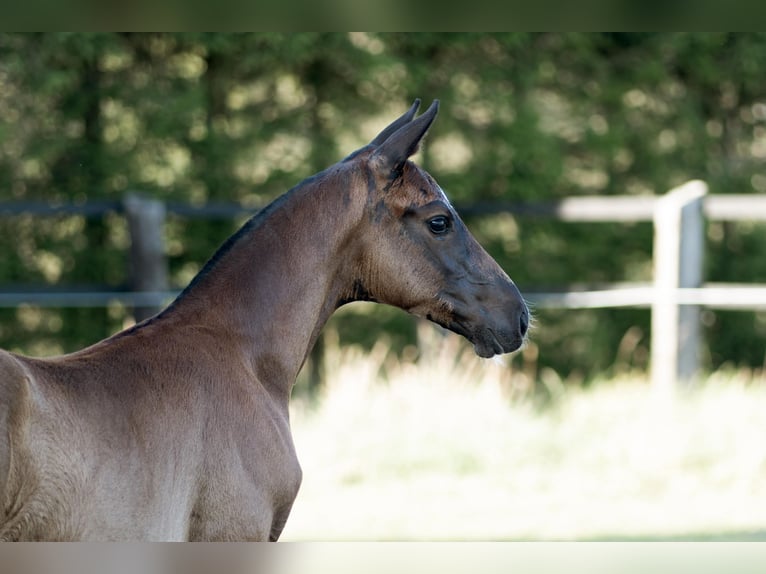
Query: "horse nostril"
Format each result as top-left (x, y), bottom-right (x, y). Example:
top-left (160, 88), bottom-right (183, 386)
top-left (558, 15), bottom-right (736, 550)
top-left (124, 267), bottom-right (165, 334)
top-left (519, 307), bottom-right (529, 337)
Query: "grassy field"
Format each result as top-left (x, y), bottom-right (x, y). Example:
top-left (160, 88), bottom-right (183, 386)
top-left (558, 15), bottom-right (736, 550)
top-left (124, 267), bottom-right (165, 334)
top-left (282, 338), bottom-right (766, 541)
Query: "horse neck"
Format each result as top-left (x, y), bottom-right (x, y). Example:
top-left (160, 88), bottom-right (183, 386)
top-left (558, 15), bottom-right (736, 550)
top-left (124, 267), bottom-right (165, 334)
top-left (167, 176), bottom-right (363, 393)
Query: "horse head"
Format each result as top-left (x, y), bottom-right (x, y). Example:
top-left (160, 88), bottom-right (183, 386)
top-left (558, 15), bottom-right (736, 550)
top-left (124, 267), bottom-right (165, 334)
top-left (343, 99), bottom-right (530, 358)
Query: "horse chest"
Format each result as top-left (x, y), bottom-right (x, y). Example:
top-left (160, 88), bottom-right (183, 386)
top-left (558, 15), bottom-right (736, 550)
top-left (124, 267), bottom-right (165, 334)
top-left (190, 401), bottom-right (302, 541)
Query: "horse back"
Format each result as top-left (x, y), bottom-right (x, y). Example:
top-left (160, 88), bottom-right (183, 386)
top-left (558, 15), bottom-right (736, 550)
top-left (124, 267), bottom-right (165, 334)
top-left (0, 343), bottom-right (195, 540)
top-left (0, 345), bottom-right (170, 539)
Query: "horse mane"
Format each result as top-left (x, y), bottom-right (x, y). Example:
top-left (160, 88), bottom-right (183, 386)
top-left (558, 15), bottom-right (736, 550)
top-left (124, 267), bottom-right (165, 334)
top-left (176, 199), bottom-right (282, 300)
top-left (166, 169), bottom-right (332, 310)
top-left (170, 192), bottom-right (292, 307)
top-left (96, 183), bottom-right (306, 344)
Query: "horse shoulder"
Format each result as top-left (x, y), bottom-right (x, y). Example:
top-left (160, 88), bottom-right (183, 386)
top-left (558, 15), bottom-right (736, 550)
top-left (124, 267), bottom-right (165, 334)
top-left (183, 358), bottom-right (302, 541)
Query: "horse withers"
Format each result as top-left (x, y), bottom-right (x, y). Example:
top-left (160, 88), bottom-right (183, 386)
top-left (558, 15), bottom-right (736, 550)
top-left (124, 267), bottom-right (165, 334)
top-left (0, 100), bottom-right (529, 541)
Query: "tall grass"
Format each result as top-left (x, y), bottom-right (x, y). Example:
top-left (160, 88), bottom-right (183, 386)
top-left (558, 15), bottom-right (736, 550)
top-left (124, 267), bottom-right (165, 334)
top-left (283, 336), bottom-right (766, 541)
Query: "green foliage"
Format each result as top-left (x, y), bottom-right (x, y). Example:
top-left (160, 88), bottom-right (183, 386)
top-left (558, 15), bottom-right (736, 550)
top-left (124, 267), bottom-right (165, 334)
top-left (1, 33), bottom-right (765, 378)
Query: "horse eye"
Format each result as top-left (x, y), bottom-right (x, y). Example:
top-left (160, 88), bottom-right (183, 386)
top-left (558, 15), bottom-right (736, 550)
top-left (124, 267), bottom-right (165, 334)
top-left (427, 215), bottom-right (450, 235)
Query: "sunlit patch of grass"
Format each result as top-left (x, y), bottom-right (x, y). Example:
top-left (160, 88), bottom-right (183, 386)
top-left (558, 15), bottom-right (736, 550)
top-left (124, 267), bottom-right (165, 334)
top-left (284, 343), bottom-right (766, 541)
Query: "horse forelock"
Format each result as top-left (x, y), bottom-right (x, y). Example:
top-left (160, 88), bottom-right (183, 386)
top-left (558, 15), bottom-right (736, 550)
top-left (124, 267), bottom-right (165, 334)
top-left (374, 161), bottom-right (452, 217)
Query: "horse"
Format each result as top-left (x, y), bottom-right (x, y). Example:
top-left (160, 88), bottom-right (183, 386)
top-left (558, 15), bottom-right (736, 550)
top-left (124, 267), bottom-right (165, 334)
top-left (0, 99), bottom-right (529, 541)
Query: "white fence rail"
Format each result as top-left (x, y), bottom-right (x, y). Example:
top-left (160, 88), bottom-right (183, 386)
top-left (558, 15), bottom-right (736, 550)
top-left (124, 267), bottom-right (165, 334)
top-left (525, 181), bottom-right (766, 388)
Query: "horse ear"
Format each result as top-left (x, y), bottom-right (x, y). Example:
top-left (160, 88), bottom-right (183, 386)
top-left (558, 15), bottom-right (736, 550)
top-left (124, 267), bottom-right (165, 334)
top-left (369, 99), bottom-right (421, 147)
top-left (371, 99), bottom-right (439, 178)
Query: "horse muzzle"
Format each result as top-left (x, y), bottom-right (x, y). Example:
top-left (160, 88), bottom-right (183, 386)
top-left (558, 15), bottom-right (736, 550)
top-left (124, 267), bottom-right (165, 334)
top-left (473, 309), bottom-right (529, 358)
top-left (447, 299), bottom-right (530, 358)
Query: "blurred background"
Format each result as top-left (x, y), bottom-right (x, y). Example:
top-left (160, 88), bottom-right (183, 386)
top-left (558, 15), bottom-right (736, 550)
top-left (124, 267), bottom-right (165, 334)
top-left (1, 33), bottom-right (765, 540)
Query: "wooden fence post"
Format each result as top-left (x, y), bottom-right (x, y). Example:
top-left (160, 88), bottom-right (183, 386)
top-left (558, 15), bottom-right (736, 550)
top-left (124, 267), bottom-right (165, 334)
top-left (651, 180), bottom-right (707, 390)
top-left (124, 193), bottom-right (169, 322)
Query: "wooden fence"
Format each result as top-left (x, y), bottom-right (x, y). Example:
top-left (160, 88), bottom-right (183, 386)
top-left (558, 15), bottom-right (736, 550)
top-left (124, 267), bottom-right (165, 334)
top-left (2, 182), bottom-right (766, 387)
